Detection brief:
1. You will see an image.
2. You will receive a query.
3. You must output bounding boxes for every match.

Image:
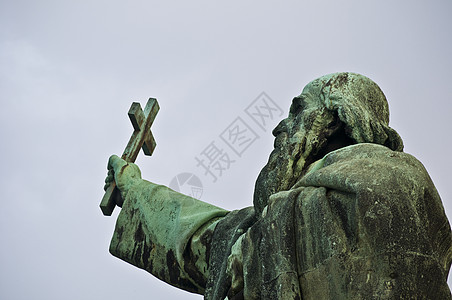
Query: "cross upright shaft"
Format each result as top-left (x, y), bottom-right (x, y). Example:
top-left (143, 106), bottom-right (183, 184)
top-left (100, 98), bottom-right (159, 216)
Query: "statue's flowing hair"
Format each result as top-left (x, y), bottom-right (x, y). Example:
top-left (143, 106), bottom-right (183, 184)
top-left (318, 72), bottom-right (404, 152)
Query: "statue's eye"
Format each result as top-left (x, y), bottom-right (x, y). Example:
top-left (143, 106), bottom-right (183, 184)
top-left (290, 96), bottom-right (306, 115)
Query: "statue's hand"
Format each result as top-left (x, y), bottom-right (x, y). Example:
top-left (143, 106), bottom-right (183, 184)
top-left (104, 155), bottom-right (142, 201)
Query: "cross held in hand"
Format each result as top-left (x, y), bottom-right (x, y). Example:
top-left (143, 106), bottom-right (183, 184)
top-left (100, 98), bottom-right (160, 216)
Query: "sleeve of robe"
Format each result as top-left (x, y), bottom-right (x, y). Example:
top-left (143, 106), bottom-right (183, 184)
top-left (109, 179), bottom-right (229, 294)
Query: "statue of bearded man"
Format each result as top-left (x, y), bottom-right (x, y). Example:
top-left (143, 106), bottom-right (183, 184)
top-left (105, 72), bottom-right (452, 299)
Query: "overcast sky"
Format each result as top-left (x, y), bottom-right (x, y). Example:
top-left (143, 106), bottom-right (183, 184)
top-left (1, 1), bottom-right (451, 299)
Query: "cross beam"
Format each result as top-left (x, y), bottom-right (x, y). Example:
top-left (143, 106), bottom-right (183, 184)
top-left (100, 98), bottom-right (159, 216)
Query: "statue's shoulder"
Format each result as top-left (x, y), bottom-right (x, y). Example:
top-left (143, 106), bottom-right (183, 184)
top-left (324, 143), bottom-right (427, 174)
top-left (300, 143), bottom-right (434, 194)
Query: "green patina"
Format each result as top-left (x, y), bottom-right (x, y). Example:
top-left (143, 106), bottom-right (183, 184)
top-left (104, 73), bottom-right (452, 299)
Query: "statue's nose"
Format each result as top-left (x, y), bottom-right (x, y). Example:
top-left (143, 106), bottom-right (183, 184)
top-left (272, 119), bottom-right (288, 137)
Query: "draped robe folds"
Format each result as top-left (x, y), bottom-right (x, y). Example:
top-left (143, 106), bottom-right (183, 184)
top-left (110, 144), bottom-right (452, 299)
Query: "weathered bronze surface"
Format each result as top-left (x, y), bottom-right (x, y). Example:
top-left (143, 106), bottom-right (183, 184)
top-left (103, 74), bottom-right (452, 299)
top-left (100, 98), bottom-right (159, 216)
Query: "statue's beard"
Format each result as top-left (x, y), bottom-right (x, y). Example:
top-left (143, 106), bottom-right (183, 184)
top-left (253, 131), bottom-right (310, 215)
top-left (253, 111), bottom-right (336, 215)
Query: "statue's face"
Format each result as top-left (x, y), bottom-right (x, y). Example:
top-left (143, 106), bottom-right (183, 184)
top-left (254, 79), bottom-right (336, 213)
top-left (271, 79), bottom-right (333, 177)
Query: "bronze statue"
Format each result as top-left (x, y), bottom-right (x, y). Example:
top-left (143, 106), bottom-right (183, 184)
top-left (103, 73), bottom-right (452, 299)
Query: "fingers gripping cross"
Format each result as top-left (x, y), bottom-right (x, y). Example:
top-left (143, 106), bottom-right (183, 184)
top-left (100, 98), bottom-right (159, 216)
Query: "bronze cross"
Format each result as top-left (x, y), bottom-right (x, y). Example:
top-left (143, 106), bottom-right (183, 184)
top-left (100, 98), bottom-right (159, 216)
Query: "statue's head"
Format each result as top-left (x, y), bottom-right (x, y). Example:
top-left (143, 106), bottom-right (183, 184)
top-left (253, 72), bottom-right (404, 215)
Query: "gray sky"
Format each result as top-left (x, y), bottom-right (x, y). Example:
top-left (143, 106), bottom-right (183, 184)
top-left (1, 1), bottom-right (451, 299)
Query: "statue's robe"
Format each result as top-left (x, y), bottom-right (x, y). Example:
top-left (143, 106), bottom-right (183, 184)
top-left (110, 143), bottom-right (452, 299)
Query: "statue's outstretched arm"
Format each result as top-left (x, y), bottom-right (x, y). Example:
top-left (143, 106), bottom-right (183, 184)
top-left (106, 155), bottom-right (229, 294)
